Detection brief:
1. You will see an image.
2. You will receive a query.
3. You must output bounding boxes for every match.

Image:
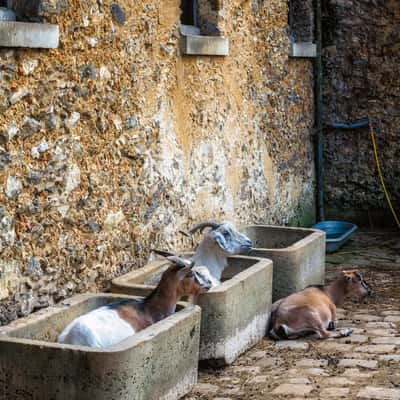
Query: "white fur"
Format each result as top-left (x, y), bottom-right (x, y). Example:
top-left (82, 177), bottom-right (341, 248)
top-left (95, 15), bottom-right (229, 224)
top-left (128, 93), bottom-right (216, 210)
top-left (193, 266), bottom-right (220, 288)
top-left (58, 306), bottom-right (135, 348)
top-left (191, 222), bottom-right (251, 282)
top-left (192, 242), bottom-right (227, 281)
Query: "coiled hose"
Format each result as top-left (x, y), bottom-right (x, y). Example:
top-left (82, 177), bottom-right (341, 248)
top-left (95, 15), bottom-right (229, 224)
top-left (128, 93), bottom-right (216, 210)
top-left (368, 120), bottom-right (400, 229)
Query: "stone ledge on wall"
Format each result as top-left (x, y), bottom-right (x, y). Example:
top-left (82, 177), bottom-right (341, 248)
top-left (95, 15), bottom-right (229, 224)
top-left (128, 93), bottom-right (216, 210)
top-left (0, 21), bottom-right (59, 48)
top-left (180, 31), bottom-right (229, 56)
top-left (289, 42), bottom-right (317, 58)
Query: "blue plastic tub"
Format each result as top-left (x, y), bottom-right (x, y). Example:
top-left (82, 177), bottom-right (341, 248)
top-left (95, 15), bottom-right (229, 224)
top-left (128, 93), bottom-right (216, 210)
top-left (312, 221), bottom-right (358, 253)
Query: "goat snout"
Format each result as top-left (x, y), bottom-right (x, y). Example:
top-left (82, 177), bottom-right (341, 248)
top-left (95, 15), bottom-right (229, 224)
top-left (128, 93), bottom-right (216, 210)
top-left (244, 238), bottom-right (253, 246)
top-left (241, 238), bottom-right (253, 251)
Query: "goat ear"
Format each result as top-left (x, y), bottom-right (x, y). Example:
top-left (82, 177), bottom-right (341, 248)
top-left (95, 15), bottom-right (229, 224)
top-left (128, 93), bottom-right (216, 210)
top-left (166, 255), bottom-right (193, 269)
top-left (152, 249), bottom-right (176, 258)
top-left (166, 256), bottom-right (185, 267)
top-left (214, 232), bottom-right (228, 250)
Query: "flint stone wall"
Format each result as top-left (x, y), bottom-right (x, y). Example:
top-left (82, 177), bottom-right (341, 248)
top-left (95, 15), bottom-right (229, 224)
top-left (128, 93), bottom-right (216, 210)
top-left (323, 0), bottom-right (400, 225)
top-left (0, 0), bottom-right (315, 324)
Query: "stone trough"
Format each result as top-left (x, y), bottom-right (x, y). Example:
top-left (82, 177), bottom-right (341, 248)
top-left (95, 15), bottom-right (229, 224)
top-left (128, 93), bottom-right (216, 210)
top-left (242, 225), bottom-right (326, 301)
top-left (111, 255), bottom-right (273, 366)
top-left (0, 293), bottom-right (201, 400)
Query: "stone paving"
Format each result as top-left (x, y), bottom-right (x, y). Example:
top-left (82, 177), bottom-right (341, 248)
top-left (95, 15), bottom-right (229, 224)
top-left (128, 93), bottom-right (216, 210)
top-left (185, 232), bottom-right (400, 399)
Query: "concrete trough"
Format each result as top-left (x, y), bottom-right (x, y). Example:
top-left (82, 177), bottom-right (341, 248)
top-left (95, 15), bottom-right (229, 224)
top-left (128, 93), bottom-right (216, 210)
top-left (0, 293), bottom-right (201, 400)
top-left (242, 225), bottom-right (326, 301)
top-left (111, 255), bottom-right (273, 366)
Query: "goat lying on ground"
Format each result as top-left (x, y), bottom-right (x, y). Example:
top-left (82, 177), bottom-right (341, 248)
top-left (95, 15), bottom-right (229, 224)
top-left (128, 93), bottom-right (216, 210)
top-left (269, 270), bottom-right (371, 340)
top-left (58, 255), bottom-right (212, 348)
top-left (181, 221), bottom-right (253, 284)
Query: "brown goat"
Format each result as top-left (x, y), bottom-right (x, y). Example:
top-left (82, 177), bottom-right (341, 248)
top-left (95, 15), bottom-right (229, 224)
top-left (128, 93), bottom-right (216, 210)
top-left (269, 270), bottom-right (371, 340)
top-left (58, 255), bottom-right (212, 348)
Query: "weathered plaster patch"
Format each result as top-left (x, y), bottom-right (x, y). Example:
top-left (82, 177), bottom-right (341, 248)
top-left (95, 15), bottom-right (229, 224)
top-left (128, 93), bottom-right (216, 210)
top-left (160, 368), bottom-right (198, 400)
top-left (200, 311), bottom-right (270, 364)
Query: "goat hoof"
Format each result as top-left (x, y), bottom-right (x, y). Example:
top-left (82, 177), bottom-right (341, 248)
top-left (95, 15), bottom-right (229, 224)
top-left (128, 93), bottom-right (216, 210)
top-left (340, 328), bottom-right (353, 337)
top-left (328, 321), bottom-right (336, 331)
top-left (269, 329), bottom-right (280, 341)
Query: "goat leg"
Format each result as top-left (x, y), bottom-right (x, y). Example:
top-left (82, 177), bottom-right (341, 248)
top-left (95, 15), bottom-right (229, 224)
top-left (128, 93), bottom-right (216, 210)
top-left (313, 327), bottom-right (353, 339)
top-left (270, 324), bottom-right (319, 340)
top-left (327, 320), bottom-right (337, 330)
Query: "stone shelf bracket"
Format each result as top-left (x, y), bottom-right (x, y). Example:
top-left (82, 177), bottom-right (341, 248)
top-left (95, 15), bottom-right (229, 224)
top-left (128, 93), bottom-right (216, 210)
top-left (0, 21), bottom-right (59, 48)
top-left (179, 24), bottom-right (229, 56)
top-left (289, 42), bottom-right (317, 58)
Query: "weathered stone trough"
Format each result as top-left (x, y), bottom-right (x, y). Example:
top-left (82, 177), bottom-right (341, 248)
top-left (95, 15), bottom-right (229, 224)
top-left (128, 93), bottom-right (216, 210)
top-left (111, 255), bottom-right (273, 366)
top-left (0, 293), bottom-right (201, 400)
top-left (242, 225), bottom-right (326, 301)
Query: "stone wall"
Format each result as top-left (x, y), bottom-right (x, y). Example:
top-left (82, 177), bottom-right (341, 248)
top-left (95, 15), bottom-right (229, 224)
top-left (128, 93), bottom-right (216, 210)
top-left (0, 0), bottom-right (315, 324)
top-left (322, 0), bottom-right (400, 226)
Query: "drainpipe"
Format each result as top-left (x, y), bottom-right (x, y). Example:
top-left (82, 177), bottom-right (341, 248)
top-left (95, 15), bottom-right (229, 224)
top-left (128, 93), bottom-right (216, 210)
top-left (314, 0), bottom-right (324, 221)
top-left (192, 0), bottom-right (198, 27)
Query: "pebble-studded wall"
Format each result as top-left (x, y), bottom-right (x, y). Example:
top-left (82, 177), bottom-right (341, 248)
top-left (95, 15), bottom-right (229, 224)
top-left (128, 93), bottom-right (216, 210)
top-left (322, 0), bottom-right (400, 225)
top-left (0, 0), bottom-right (315, 324)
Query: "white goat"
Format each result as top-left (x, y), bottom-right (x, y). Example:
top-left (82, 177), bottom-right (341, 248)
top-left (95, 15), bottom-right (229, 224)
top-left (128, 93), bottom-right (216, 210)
top-left (182, 221), bottom-right (253, 285)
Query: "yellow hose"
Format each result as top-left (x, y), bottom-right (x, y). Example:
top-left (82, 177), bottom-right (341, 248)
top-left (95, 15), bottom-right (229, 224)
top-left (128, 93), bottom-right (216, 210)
top-left (369, 122), bottom-right (400, 229)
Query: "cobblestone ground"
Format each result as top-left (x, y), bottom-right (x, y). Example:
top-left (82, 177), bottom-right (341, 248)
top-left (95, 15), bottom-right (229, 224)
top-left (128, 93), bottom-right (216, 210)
top-left (186, 231), bottom-right (400, 400)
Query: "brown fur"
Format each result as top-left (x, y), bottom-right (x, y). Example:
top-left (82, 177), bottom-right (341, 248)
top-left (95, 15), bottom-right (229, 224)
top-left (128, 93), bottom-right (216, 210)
top-left (115, 261), bottom-right (209, 333)
top-left (270, 270), bottom-right (371, 340)
top-left (116, 305), bottom-right (152, 332)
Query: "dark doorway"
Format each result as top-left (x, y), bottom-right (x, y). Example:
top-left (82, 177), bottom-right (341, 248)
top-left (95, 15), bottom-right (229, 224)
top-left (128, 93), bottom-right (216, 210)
top-left (180, 0), bottom-right (197, 26)
top-left (288, 0), bottom-right (314, 42)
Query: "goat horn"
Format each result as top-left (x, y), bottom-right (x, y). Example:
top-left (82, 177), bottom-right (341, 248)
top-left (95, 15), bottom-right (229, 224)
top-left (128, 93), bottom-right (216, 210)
top-left (166, 256), bottom-right (192, 268)
top-left (151, 249), bottom-right (176, 258)
top-left (178, 230), bottom-right (191, 238)
top-left (187, 221), bottom-right (221, 235)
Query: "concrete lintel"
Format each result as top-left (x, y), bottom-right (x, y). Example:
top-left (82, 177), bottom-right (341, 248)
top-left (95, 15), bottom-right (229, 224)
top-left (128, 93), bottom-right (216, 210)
top-left (180, 33), bottom-right (229, 56)
top-left (290, 42), bottom-right (317, 58)
top-left (0, 21), bottom-right (59, 48)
